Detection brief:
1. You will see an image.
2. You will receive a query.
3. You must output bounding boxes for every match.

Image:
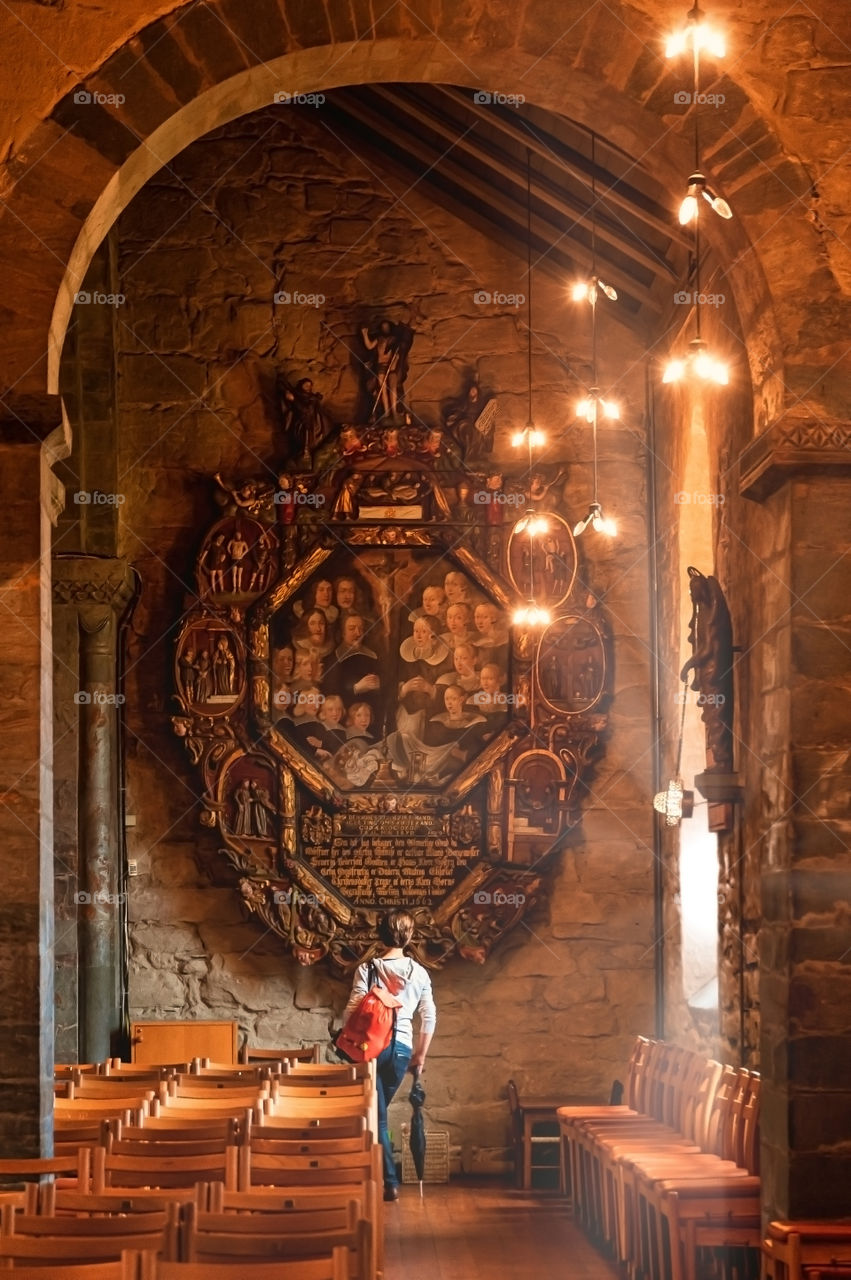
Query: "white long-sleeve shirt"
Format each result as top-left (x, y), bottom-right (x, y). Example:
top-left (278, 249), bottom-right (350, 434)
top-left (342, 955), bottom-right (437, 1050)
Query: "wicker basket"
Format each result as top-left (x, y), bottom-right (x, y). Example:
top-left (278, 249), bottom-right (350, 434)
top-left (401, 1128), bottom-right (450, 1183)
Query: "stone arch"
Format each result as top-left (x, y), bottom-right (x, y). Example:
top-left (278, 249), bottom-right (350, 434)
top-left (0, 1), bottom-right (835, 430)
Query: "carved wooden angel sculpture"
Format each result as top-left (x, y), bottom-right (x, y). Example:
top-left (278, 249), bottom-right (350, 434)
top-left (679, 565), bottom-right (734, 773)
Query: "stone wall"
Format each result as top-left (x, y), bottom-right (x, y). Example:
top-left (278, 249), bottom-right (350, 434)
top-left (102, 103), bottom-right (657, 1167)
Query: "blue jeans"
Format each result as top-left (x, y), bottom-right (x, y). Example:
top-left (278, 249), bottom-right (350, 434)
top-left (375, 1040), bottom-right (411, 1188)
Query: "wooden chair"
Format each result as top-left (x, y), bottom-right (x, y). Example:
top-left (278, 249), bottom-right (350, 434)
top-left (54, 1117), bottom-right (115, 1158)
top-left (242, 1147), bottom-right (382, 1276)
top-left (0, 1152), bottom-right (90, 1192)
top-left (249, 1116), bottom-right (367, 1142)
top-left (183, 1201), bottom-right (369, 1278)
top-left (283, 1063), bottom-right (373, 1082)
top-left (42, 1186), bottom-right (203, 1216)
top-left (163, 1082), bottom-right (269, 1105)
top-left (121, 1119), bottom-right (240, 1148)
top-left (154, 1097), bottom-right (260, 1121)
top-left (240, 1045), bottom-right (321, 1066)
top-left (0, 1228), bottom-right (172, 1268)
top-left (92, 1145), bottom-right (238, 1193)
top-left (56, 1097), bottom-right (153, 1123)
top-left (186, 1065), bottom-right (269, 1083)
top-left (140, 1252), bottom-right (349, 1280)
top-left (0, 1201), bottom-right (179, 1259)
top-left (506, 1078), bottom-right (564, 1192)
top-left (763, 1221), bottom-right (851, 1280)
top-left (0, 1260), bottom-right (139, 1280)
top-left (70, 1078), bottom-right (162, 1099)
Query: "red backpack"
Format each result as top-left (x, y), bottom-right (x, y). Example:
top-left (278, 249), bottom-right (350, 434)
top-left (335, 962), bottom-right (402, 1063)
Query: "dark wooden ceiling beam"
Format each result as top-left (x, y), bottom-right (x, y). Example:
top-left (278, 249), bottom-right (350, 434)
top-left (438, 85), bottom-right (689, 251)
top-left (326, 92), bottom-right (662, 318)
top-left (369, 85), bottom-right (678, 284)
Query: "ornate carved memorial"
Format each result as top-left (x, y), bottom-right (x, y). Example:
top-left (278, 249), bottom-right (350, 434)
top-left (172, 320), bottom-right (610, 967)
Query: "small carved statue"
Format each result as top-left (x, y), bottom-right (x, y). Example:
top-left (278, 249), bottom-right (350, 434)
top-left (679, 566), bottom-right (734, 773)
top-left (442, 380), bottom-right (497, 462)
top-left (360, 319), bottom-right (412, 422)
top-left (278, 375), bottom-right (331, 465)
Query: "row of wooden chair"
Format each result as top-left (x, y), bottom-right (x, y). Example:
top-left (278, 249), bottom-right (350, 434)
top-left (54, 1046), bottom-right (322, 1082)
top-left (559, 1037), bottom-right (761, 1280)
top-left (0, 1254), bottom-right (349, 1280)
top-left (0, 1055), bottom-right (380, 1278)
top-left (0, 1192), bottom-right (372, 1276)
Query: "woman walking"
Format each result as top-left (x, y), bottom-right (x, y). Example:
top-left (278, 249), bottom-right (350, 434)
top-left (341, 910), bottom-right (436, 1201)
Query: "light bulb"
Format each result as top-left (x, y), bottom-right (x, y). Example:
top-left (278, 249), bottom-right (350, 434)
top-left (513, 604), bottom-right (551, 627)
top-left (680, 173), bottom-right (733, 223)
top-left (663, 340), bottom-right (728, 386)
top-left (512, 426), bottom-right (546, 448)
top-left (573, 501), bottom-right (616, 538)
top-left (577, 394), bottom-right (620, 422)
top-left (571, 277), bottom-right (617, 304)
top-left (528, 516), bottom-right (549, 536)
top-left (704, 189), bottom-right (733, 219)
top-left (679, 193), bottom-right (698, 225)
top-left (666, 17), bottom-right (725, 60)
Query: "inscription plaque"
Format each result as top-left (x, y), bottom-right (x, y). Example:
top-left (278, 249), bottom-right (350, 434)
top-left (303, 813), bottom-right (474, 907)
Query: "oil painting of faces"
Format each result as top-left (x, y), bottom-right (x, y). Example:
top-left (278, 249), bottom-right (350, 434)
top-left (269, 552), bottom-right (511, 790)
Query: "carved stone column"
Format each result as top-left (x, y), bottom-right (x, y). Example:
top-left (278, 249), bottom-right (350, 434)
top-left (53, 557), bottom-right (135, 1064)
top-left (740, 408), bottom-right (851, 1220)
top-left (0, 394), bottom-right (67, 1153)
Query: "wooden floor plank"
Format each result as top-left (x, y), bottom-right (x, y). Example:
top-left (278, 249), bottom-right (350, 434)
top-left (384, 1178), bottom-right (618, 1280)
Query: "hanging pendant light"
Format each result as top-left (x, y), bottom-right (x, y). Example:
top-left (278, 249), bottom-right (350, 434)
top-left (653, 680), bottom-right (695, 826)
top-left (665, 4), bottom-right (731, 387)
top-left (666, 3), bottom-right (725, 59)
top-left (512, 148), bottom-right (551, 630)
top-left (571, 132), bottom-right (618, 539)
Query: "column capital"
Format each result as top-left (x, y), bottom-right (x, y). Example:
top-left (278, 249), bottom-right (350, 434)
top-left (52, 556), bottom-right (135, 613)
top-left (739, 406), bottom-right (851, 501)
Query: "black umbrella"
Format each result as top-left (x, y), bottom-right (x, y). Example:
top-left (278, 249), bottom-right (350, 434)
top-left (408, 1068), bottom-right (426, 1198)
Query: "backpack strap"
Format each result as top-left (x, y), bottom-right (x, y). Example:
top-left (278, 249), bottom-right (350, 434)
top-left (369, 960), bottom-right (400, 1053)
